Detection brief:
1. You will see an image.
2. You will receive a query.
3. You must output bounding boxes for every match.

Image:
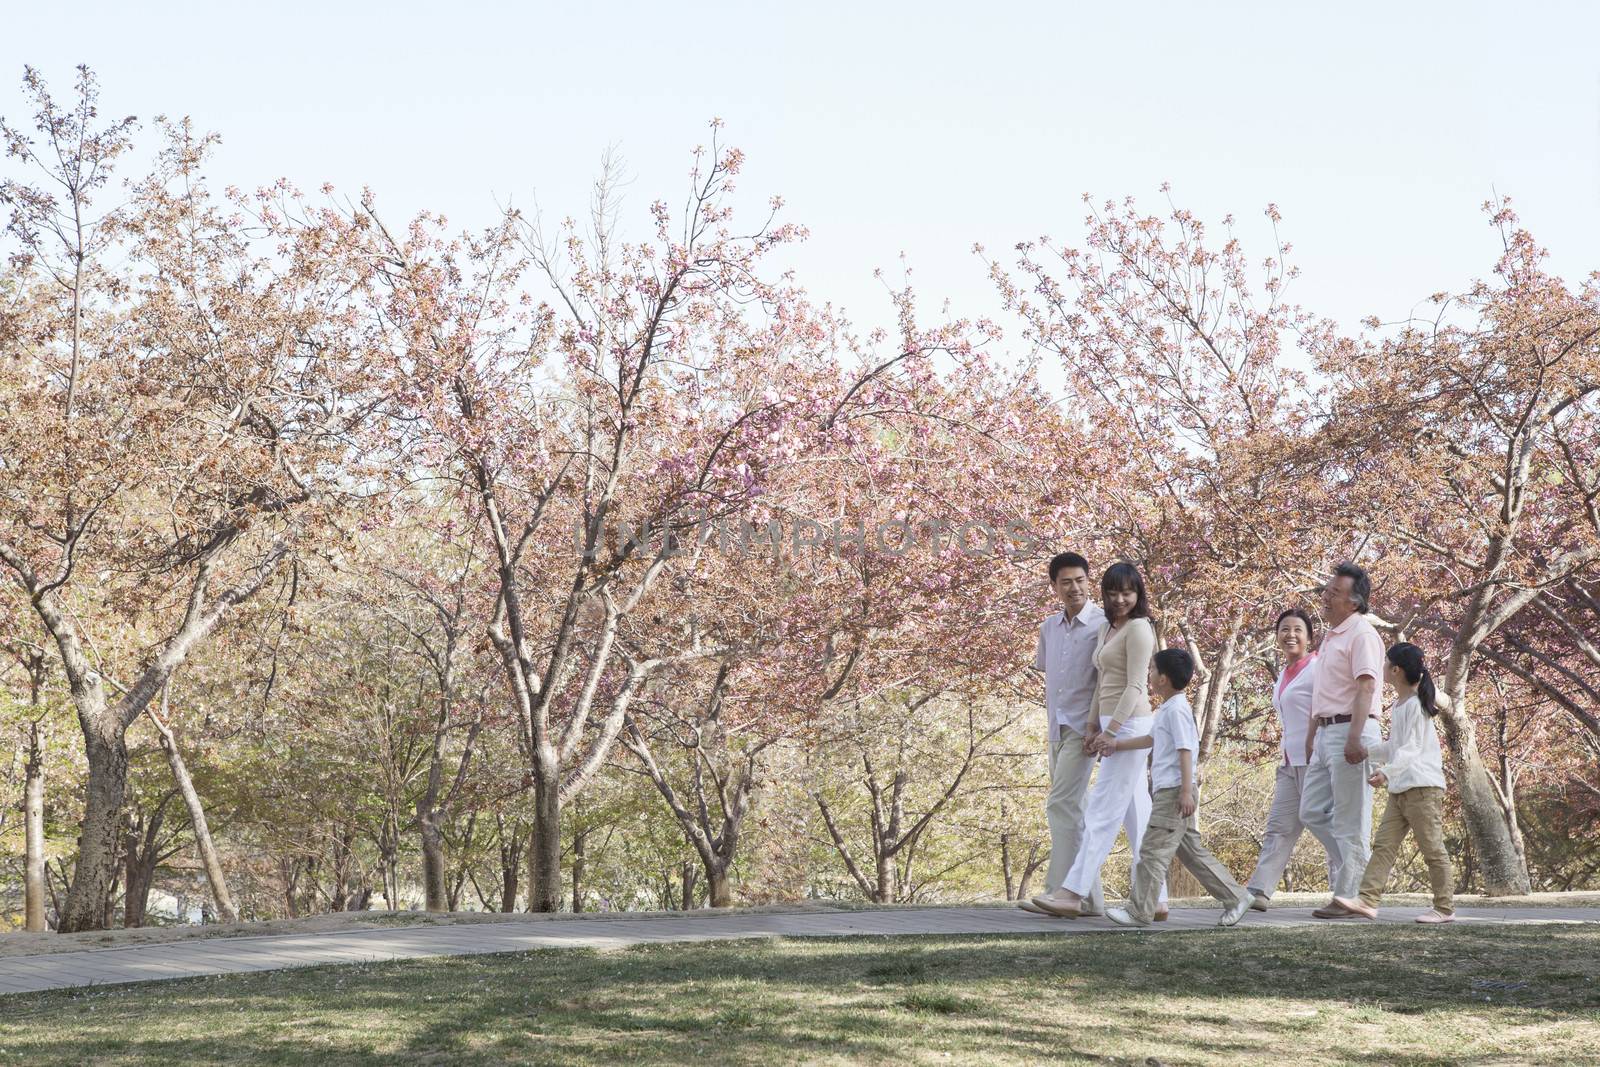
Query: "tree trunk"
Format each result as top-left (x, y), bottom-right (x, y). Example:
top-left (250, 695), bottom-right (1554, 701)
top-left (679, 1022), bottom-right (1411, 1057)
top-left (23, 722), bottom-right (47, 932)
top-left (420, 813), bottom-right (448, 913)
top-left (122, 812), bottom-right (161, 929)
top-left (706, 864), bottom-right (731, 909)
top-left (528, 771), bottom-right (562, 912)
top-left (571, 828), bottom-right (586, 913)
top-left (498, 823), bottom-right (522, 912)
top-left (680, 860), bottom-right (699, 910)
top-left (1195, 631), bottom-right (1240, 763)
top-left (1016, 845), bottom-right (1044, 901)
top-left (149, 705), bottom-right (239, 923)
top-left (60, 722), bottom-right (129, 933)
top-left (103, 857), bottom-right (121, 930)
top-left (874, 847), bottom-right (892, 905)
top-left (1439, 688), bottom-right (1532, 895)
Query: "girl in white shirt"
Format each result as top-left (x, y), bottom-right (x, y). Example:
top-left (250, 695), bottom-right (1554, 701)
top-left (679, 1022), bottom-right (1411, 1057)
top-left (1335, 642), bottom-right (1454, 923)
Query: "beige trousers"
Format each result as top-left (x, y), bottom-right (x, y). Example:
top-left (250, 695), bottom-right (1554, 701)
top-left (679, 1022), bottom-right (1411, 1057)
top-left (1044, 732), bottom-right (1104, 912)
top-left (1357, 786), bottom-right (1453, 914)
top-left (1246, 762), bottom-right (1337, 898)
top-left (1127, 787), bottom-right (1245, 922)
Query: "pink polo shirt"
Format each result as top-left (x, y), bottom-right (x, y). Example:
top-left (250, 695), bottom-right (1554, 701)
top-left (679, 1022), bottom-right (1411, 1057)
top-left (1310, 612), bottom-right (1385, 721)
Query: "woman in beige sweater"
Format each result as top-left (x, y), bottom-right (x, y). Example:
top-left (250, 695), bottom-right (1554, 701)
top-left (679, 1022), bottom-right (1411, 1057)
top-left (1036, 562), bottom-right (1167, 918)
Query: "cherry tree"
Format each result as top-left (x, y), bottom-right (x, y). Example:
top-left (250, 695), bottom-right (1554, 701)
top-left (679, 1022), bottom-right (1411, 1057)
top-left (1320, 201), bottom-right (1599, 893)
top-left (0, 70), bottom-right (391, 929)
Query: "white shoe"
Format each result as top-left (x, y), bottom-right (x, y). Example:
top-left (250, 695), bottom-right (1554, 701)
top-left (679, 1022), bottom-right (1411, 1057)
top-left (1247, 891), bottom-right (1269, 912)
top-left (1415, 909), bottom-right (1455, 924)
top-left (1105, 906), bottom-right (1150, 928)
top-left (1218, 894), bottom-right (1253, 927)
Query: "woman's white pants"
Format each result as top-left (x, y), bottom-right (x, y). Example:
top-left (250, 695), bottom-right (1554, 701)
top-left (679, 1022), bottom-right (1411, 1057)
top-left (1062, 714), bottom-right (1167, 904)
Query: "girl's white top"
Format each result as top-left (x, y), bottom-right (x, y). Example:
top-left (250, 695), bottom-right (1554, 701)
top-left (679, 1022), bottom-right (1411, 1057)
top-left (1367, 693), bottom-right (1447, 793)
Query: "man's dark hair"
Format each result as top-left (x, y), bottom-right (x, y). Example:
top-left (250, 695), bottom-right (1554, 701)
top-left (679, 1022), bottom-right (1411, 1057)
top-left (1049, 551), bottom-right (1090, 582)
top-left (1333, 562), bottom-right (1372, 614)
top-left (1153, 647), bottom-right (1195, 691)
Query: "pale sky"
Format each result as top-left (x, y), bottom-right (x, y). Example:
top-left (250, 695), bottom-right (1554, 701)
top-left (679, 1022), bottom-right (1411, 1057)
top-left (4, 0), bottom-right (1597, 362)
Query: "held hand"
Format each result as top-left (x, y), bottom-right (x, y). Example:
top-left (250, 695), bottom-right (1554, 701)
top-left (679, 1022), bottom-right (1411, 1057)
top-left (1367, 769), bottom-right (1388, 788)
top-left (1344, 737), bottom-right (1365, 765)
top-left (1179, 788), bottom-right (1196, 818)
top-left (1082, 729), bottom-right (1101, 756)
top-left (1095, 735), bottom-right (1117, 757)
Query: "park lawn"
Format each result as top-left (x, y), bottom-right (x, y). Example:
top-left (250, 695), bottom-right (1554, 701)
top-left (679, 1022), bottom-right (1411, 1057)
top-left (0, 925), bottom-right (1596, 1066)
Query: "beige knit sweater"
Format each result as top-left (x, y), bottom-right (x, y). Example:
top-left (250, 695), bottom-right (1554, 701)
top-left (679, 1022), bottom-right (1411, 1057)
top-left (1092, 617), bottom-right (1156, 731)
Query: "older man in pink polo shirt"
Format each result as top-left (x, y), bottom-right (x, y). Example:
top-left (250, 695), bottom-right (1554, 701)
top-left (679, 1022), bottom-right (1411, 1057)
top-left (1299, 562), bottom-right (1386, 918)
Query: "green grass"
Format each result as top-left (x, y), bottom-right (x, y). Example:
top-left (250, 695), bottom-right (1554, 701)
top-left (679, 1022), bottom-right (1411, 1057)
top-left (1, 926), bottom-right (1597, 1065)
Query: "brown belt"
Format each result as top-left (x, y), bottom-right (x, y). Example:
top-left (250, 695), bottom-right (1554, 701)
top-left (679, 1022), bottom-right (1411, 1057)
top-left (1320, 714), bottom-right (1354, 725)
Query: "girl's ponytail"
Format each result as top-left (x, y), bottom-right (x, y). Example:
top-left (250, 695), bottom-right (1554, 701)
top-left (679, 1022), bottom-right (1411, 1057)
top-left (1417, 669), bottom-right (1438, 717)
top-left (1386, 642), bottom-right (1438, 716)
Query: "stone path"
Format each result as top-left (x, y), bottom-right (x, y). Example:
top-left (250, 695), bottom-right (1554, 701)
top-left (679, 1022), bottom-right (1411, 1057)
top-left (2, 904), bottom-right (1596, 996)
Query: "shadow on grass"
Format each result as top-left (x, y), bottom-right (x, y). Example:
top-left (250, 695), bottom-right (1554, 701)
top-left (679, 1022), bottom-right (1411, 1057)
top-left (0, 926), bottom-right (1596, 1065)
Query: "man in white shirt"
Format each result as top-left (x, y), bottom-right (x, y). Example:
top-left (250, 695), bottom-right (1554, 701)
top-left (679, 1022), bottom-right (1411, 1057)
top-left (1020, 552), bottom-right (1107, 916)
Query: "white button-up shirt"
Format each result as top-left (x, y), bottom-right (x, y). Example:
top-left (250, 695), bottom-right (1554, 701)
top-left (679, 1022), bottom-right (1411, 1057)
top-left (1033, 601), bottom-right (1105, 741)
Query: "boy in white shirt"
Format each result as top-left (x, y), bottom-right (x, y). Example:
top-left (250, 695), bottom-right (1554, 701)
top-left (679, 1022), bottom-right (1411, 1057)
top-left (1106, 649), bottom-right (1254, 928)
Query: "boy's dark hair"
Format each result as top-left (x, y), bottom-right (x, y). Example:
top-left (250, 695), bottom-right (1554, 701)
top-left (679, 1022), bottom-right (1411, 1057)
top-left (1048, 551), bottom-right (1090, 582)
top-left (1153, 647), bottom-right (1195, 691)
top-left (1333, 561), bottom-right (1372, 614)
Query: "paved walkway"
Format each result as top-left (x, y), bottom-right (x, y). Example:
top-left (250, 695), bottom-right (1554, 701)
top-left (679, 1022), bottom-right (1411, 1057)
top-left (2, 904), bottom-right (1596, 996)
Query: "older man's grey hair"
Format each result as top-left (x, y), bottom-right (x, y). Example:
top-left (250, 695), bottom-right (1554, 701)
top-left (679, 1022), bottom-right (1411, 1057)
top-left (1332, 562), bottom-right (1372, 615)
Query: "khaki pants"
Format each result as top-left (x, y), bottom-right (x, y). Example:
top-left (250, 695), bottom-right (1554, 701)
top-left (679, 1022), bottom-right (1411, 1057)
top-left (1044, 732), bottom-right (1104, 912)
top-left (1127, 787), bottom-right (1245, 922)
top-left (1358, 786), bottom-right (1453, 914)
top-left (1247, 762), bottom-right (1337, 898)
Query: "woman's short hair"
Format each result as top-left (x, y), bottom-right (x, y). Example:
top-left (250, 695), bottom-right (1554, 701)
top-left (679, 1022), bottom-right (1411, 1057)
top-left (1274, 607), bottom-right (1317, 644)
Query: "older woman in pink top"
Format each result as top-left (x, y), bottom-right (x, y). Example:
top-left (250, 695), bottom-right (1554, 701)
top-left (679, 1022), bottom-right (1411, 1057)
top-left (1243, 607), bottom-right (1338, 909)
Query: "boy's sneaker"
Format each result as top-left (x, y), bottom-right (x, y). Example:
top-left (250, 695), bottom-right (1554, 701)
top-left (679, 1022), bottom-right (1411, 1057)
top-left (1218, 894), bottom-right (1253, 927)
top-left (1105, 907), bottom-right (1150, 928)
top-left (1415, 909), bottom-right (1455, 924)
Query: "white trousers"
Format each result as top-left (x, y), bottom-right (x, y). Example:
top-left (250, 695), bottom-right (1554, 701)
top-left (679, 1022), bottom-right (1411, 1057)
top-left (1246, 762), bottom-right (1338, 897)
top-left (1062, 715), bottom-right (1167, 905)
top-left (1298, 720), bottom-right (1381, 898)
